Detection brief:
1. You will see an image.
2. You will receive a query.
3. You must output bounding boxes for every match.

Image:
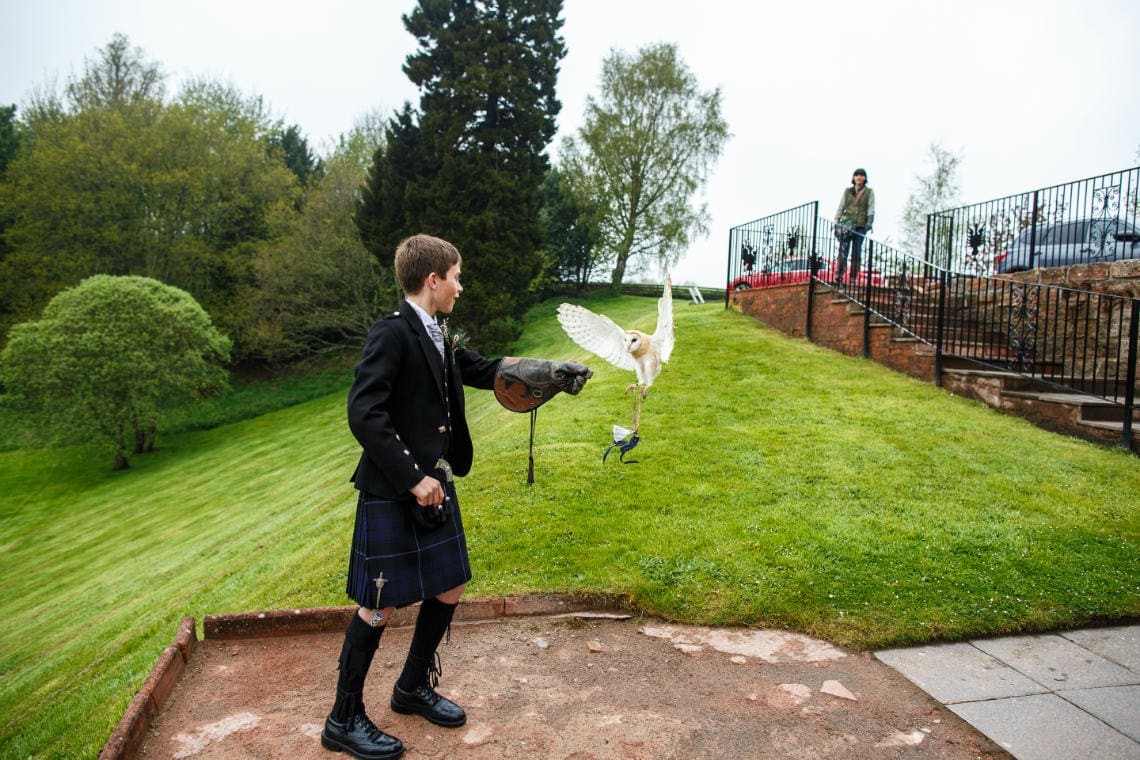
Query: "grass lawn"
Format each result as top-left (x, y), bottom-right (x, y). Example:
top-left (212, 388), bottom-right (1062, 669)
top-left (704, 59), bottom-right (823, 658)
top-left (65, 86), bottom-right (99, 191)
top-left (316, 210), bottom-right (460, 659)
top-left (1, 295), bottom-right (1137, 757)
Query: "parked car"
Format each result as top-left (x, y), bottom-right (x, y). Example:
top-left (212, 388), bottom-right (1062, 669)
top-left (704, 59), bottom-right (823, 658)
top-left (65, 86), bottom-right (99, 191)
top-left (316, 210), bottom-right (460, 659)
top-left (994, 218), bottom-right (1140, 273)
top-left (729, 257), bottom-right (882, 291)
top-left (730, 257), bottom-right (817, 290)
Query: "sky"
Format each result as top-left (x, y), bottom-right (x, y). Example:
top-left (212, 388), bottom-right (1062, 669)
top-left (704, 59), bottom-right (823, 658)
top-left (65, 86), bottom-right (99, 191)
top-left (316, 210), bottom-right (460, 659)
top-left (3, 0), bottom-right (1139, 287)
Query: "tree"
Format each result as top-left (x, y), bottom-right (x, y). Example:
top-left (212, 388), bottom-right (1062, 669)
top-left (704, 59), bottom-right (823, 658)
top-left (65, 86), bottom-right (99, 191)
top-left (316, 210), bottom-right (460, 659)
top-left (268, 123), bottom-right (323, 189)
top-left (356, 0), bottom-right (566, 352)
top-left (0, 105), bottom-right (19, 269)
top-left (0, 42), bottom-right (299, 345)
top-left (64, 32), bottom-right (165, 114)
top-left (560, 42), bottom-right (729, 288)
top-left (237, 120), bottom-right (398, 364)
top-left (331, 108), bottom-right (388, 171)
top-left (357, 103), bottom-right (424, 268)
top-left (0, 275), bottom-right (231, 469)
top-left (0, 105), bottom-right (18, 176)
top-left (539, 167), bottom-right (600, 289)
top-left (900, 143), bottom-right (963, 259)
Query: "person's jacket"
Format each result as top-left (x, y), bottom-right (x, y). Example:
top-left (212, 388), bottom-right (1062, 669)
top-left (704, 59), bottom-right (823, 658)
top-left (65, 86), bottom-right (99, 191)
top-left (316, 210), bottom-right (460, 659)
top-left (835, 186), bottom-right (876, 227)
top-left (348, 302), bottom-right (500, 499)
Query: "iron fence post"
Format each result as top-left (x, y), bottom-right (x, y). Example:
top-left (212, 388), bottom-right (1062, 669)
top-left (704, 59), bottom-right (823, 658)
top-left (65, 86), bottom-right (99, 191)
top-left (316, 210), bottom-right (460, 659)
top-left (1123, 299), bottom-right (1139, 453)
top-left (806, 203), bottom-right (819, 340)
top-left (862, 238), bottom-right (873, 358)
top-left (724, 229), bottom-right (734, 310)
top-left (929, 214), bottom-right (947, 385)
top-left (1027, 190), bottom-right (1040, 271)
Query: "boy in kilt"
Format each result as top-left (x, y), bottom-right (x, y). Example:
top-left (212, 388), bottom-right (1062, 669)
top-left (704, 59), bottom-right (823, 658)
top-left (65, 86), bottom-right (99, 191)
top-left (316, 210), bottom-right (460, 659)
top-left (320, 234), bottom-right (590, 760)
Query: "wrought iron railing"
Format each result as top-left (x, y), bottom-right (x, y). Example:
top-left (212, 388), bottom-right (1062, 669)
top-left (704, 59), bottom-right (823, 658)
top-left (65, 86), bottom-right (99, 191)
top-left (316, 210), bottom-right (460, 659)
top-left (924, 166), bottom-right (1140, 275)
top-left (728, 200), bottom-right (1139, 451)
top-left (725, 202), bottom-right (819, 306)
top-left (813, 227), bottom-right (947, 351)
top-left (829, 235), bottom-right (1138, 450)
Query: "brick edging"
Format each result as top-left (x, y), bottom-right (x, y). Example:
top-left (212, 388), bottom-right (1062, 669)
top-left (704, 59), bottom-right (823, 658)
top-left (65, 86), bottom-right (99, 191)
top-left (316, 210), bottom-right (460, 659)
top-left (98, 617), bottom-right (196, 760)
top-left (98, 593), bottom-right (630, 760)
top-left (202, 592), bottom-right (629, 639)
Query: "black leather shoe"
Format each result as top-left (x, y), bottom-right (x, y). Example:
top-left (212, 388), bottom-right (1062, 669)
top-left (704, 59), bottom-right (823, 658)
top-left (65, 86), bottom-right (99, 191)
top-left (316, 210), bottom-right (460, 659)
top-left (321, 711), bottom-right (404, 759)
top-left (390, 682), bottom-right (467, 727)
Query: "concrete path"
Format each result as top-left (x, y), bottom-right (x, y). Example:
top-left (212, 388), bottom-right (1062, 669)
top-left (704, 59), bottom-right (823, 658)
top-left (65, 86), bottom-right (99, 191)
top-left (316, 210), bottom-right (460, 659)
top-left (876, 625), bottom-right (1140, 760)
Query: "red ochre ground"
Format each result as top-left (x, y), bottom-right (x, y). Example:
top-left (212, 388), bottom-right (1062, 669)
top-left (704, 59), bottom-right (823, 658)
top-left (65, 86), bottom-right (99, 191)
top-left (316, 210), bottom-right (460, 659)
top-left (103, 596), bottom-right (1011, 760)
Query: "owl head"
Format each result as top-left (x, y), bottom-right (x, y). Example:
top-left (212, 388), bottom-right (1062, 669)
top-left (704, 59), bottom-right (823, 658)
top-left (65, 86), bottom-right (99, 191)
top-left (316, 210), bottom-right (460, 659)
top-left (625, 330), bottom-right (650, 357)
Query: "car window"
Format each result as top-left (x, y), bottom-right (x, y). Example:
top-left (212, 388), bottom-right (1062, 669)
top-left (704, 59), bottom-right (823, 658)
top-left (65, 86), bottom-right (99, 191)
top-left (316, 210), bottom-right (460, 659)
top-left (1045, 221), bottom-right (1088, 245)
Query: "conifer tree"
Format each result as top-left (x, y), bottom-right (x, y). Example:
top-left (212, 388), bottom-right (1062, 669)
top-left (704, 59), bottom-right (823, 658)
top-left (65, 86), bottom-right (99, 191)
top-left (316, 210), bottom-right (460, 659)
top-left (357, 0), bottom-right (565, 351)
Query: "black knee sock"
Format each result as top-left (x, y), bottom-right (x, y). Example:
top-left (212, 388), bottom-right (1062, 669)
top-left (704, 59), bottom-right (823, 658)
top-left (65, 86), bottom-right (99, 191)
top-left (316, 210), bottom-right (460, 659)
top-left (331, 611), bottom-right (385, 721)
top-left (397, 597), bottom-right (457, 691)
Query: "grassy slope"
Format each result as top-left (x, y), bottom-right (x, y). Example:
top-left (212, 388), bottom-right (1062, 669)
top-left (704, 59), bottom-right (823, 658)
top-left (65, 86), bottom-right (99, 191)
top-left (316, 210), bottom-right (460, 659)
top-left (1, 296), bottom-right (1137, 757)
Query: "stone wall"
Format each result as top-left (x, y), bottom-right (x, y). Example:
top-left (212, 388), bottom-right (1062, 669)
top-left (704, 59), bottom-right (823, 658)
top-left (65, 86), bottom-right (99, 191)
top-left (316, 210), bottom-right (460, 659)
top-left (1008, 257), bottom-right (1140, 298)
top-left (730, 260), bottom-right (1140, 384)
top-left (727, 265), bottom-right (1139, 452)
top-left (727, 282), bottom-right (938, 382)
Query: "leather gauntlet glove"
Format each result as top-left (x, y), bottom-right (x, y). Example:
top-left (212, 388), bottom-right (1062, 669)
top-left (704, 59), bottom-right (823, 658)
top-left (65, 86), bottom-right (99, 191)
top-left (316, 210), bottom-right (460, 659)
top-left (493, 357), bottom-right (592, 412)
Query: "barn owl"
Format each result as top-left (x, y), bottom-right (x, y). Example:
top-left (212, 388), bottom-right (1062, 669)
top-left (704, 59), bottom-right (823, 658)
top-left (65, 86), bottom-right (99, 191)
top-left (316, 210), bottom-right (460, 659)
top-left (556, 275), bottom-right (674, 399)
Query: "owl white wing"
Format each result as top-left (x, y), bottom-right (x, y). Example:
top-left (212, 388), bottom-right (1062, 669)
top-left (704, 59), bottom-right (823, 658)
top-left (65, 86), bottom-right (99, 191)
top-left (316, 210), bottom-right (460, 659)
top-left (653, 275), bottom-right (675, 363)
top-left (557, 303), bottom-right (637, 371)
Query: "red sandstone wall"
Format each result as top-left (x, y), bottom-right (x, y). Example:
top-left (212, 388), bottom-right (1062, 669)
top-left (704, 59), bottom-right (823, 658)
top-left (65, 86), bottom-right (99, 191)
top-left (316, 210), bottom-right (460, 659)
top-left (727, 267), bottom-right (1136, 452)
top-left (728, 283), bottom-right (936, 381)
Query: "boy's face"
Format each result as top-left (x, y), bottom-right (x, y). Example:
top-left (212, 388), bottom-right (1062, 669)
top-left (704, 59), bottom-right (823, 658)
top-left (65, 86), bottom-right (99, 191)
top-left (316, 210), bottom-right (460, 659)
top-left (430, 263), bottom-right (463, 315)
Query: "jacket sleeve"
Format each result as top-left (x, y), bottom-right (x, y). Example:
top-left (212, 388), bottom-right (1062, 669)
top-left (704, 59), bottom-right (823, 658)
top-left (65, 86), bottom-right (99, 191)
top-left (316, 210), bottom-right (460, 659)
top-left (455, 347), bottom-right (501, 390)
top-left (835, 189), bottom-right (849, 223)
top-left (867, 188), bottom-right (876, 219)
top-left (347, 319), bottom-right (424, 495)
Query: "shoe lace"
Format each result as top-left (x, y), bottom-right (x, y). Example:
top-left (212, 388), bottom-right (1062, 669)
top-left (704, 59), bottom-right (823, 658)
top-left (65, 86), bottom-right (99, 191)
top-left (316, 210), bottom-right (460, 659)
top-left (354, 710), bottom-right (388, 741)
top-left (428, 651), bottom-right (442, 689)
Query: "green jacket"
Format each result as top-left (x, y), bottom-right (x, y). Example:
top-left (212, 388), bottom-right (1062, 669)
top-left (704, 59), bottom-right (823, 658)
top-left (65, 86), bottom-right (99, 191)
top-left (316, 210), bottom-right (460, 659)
top-left (835, 186), bottom-right (876, 228)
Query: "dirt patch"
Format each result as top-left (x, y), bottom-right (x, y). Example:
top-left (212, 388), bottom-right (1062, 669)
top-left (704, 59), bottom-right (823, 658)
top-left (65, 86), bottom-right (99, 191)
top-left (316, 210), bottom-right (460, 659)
top-left (137, 613), bottom-right (1010, 759)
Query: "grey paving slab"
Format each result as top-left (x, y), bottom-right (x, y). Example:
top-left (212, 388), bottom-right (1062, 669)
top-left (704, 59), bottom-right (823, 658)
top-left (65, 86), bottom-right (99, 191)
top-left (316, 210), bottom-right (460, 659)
top-left (1060, 685), bottom-right (1140, 743)
top-left (874, 642), bottom-right (1046, 704)
top-left (949, 693), bottom-right (1140, 760)
top-left (973, 634), bottom-right (1139, 691)
top-left (1061, 625), bottom-right (1140, 674)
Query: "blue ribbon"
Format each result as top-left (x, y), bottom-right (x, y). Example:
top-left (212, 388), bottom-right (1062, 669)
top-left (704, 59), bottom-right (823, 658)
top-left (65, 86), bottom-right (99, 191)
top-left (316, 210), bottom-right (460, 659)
top-left (603, 429), bottom-right (640, 464)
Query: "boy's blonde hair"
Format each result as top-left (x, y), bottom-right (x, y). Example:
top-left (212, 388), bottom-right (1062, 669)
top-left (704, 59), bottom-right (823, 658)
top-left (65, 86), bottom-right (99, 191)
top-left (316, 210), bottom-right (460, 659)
top-left (394, 234), bottom-right (461, 295)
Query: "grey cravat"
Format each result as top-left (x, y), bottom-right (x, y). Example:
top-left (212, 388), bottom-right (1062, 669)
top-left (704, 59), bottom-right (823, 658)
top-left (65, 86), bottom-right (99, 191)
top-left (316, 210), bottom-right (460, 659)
top-left (426, 321), bottom-right (445, 360)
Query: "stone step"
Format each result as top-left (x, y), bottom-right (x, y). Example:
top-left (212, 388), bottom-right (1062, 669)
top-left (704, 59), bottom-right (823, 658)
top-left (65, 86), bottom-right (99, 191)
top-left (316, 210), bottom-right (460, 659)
top-left (1002, 389), bottom-right (1118, 406)
top-left (943, 367), bottom-right (1137, 397)
top-left (804, 280), bottom-right (1139, 453)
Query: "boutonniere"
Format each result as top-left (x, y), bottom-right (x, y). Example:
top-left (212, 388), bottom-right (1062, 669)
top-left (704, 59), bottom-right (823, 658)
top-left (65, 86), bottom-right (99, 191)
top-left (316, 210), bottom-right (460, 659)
top-left (440, 319), bottom-right (468, 362)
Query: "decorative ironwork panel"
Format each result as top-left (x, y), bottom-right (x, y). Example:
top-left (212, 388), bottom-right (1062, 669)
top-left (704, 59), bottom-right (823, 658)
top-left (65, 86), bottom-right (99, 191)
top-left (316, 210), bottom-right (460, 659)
top-left (1090, 185), bottom-right (1122, 258)
top-left (891, 265), bottom-right (913, 328)
top-left (1008, 282), bottom-right (1039, 371)
top-left (1093, 185), bottom-right (1120, 218)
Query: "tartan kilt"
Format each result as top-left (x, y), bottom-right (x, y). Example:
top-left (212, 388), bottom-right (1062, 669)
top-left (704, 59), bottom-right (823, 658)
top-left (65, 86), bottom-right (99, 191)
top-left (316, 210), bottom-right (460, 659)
top-left (345, 482), bottom-right (472, 609)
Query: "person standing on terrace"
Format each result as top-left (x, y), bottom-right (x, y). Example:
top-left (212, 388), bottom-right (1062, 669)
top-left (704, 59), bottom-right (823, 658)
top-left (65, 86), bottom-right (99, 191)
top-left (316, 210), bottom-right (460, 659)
top-left (834, 168), bottom-right (875, 285)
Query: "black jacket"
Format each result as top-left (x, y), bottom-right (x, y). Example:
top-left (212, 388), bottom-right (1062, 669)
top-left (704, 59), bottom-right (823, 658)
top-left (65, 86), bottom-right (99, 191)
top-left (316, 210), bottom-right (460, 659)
top-left (348, 302), bottom-right (500, 498)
